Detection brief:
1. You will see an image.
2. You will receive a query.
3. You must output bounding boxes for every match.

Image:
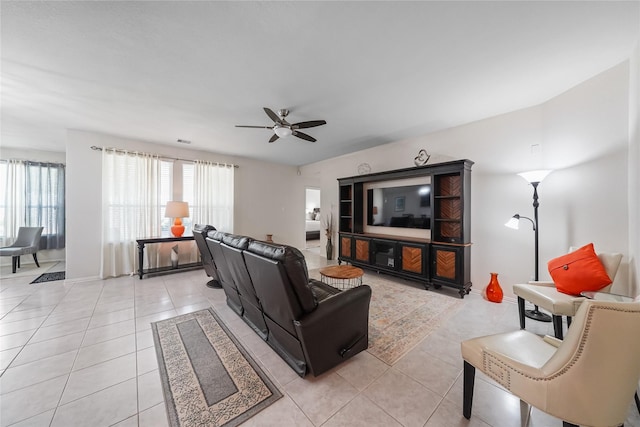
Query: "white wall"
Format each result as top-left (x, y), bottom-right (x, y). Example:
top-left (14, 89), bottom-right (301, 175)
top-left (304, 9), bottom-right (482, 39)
top-left (65, 130), bottom-right (301, 280)
top-left (301, 62), bottom-right (632, 298)
top-left (0, 147), bottom-right (66, 266)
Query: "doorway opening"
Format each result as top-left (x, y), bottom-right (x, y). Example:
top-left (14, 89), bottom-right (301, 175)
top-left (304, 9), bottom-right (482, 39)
top-left (305, 187), bottom-right (321, 252)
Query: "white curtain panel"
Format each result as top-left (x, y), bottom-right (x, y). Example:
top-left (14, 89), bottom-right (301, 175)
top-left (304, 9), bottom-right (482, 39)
top-left (101, 149), bottom-right (160, 278)
top-left (193, 160), bottom-right (234, 232)
top-left (0, 160), bottom-right (25, 246)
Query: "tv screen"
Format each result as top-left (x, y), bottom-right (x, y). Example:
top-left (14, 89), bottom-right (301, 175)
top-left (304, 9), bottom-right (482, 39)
top-left (367, 184), bottom-right (431, 229)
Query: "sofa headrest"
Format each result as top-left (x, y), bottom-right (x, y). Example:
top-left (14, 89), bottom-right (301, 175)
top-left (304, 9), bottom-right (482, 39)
top-left (193, 224), bottom-right (215, 234)
top-left (222, 233), bottom-right (252, 250)
top-left (247, 240), bottom-right (288, 261)
top-left (208, 230), bottom-right (228, 241)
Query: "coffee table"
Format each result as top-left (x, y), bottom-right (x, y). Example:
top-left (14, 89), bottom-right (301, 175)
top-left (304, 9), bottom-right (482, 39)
top-left (319, 265), bottom-right (364, 290)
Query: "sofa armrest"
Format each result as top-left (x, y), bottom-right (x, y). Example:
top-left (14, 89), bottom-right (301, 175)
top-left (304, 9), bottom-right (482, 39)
top-left (294, 285), bottom-right (372, 376)
top-left (527, 280), bottom-right (555, 287)
top-left (309, 278), bottom-right (341, 302)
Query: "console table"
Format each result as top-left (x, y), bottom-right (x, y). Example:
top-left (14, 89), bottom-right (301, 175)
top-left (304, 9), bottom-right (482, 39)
top-left (136, 235), bottom-right (202, 279)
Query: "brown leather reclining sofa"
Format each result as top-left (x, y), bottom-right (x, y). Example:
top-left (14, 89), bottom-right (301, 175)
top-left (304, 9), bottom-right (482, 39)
top-left (193, 226), bottom-right (372, 377)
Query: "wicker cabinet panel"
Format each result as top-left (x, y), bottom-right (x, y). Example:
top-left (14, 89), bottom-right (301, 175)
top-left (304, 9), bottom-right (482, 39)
top-left (340, 236), bottom-right (352, 259)
top-left (431, 244), bottom-right (471, 297)
top-left (402, 246), bottom-right (423, 274)
top-left (435, 250), bottom-right (456, 279)
top-left (439, 222), bottom-right (462, 240)
top-left (438, 198), bottom-right (462, 219)
top-left (355, 239), bottom-right (370, 262)
top-left (438, 174), bottom-right (462, 196)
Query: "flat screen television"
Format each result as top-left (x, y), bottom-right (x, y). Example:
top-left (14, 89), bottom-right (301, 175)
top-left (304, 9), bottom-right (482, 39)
top-left (366, 184), bottom-right (431, 229)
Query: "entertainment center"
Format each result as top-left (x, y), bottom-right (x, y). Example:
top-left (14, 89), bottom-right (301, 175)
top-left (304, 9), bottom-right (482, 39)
top-left (337, 159), bottom-right (473, 297)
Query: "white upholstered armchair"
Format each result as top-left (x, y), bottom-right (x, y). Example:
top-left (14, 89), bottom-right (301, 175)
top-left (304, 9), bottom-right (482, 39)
top-left (461, 299), bottom-right (640, 427)
top-left (513, 250), bottom-right (623, 339)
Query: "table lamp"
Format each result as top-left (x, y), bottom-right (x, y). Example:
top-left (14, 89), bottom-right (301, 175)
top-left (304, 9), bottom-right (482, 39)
top-left (165, 201), bottom-right (189, 237)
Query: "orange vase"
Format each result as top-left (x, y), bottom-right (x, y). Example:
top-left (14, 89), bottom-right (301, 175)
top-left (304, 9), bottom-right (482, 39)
top-left (485, 272), bottom-right (503, 303)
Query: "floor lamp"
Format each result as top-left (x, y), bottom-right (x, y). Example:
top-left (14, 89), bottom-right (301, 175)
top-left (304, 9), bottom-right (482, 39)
top-left (505, 170), bottom-right (552, 323)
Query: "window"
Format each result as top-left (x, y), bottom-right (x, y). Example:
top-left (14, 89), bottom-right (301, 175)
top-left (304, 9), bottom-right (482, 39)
top-left (182, 163), bottom-right (195, 231)
top-left (191, 160), bottom-right (234, 232)
top-left (100, 150), bottom-right (234, 278)
top-left (162, 161), bottom-right (234, 232)
top-left (0, 159), bottom-right (65, 249)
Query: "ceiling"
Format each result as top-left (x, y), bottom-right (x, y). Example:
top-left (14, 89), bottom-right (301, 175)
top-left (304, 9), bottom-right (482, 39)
top-left (1, 1), bottom-right (639, 166)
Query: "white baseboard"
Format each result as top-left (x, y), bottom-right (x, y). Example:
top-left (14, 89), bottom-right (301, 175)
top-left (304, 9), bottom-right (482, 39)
top-left (63, 275), bottom-right (101, 284)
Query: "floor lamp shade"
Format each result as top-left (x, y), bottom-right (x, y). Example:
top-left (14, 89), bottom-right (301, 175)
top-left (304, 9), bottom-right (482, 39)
top-left (165, 201), bottom-right (189, 237)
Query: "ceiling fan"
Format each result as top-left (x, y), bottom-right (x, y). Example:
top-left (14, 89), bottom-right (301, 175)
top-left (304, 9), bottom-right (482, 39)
top-left (236, 108), bottom-right (327, 143)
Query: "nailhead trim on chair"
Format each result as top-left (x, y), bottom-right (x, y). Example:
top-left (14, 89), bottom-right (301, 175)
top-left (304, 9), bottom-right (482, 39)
top-left (481, 305), bottom-right (639, 390)
top-left (483, 356), bottom-right (510, 389)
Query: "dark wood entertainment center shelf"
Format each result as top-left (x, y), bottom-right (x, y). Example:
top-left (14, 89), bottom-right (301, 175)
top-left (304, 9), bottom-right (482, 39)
top-left (337, 159), bottom-right (473, 298)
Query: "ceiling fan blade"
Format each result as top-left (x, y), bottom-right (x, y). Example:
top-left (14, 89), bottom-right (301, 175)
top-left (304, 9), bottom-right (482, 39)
top-left (292, 131), bottom-right (316, 142)
top-left (235, 125), bottom-right (272, 129)
top-left (263, 108), bottom-right (282, 124)
top-left (268, 133), bottom-right (280, 143)
top-left (292, 120), bottom-right (327, 130)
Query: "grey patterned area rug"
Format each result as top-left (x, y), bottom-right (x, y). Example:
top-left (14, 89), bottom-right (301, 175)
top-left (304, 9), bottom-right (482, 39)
top-left (152, 308), bottom-right (282, 427)
top-left (30, 271), bottom-right (65, 284)
top-left (309, 269), bottom-right (464, 365)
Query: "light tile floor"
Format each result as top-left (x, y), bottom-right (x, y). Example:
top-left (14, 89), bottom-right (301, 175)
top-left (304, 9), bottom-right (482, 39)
top-left (1, 253), bottom-right (639, 427)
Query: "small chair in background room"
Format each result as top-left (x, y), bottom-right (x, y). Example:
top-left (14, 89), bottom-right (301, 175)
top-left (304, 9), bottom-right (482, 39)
top-left (461, 299), bottom-right (640, 427)
top-left (0, 226), bottom-right (44, 273)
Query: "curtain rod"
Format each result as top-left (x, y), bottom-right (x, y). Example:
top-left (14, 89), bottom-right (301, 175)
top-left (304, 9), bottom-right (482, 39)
top-left (90, 146), bottom-right (239, 168)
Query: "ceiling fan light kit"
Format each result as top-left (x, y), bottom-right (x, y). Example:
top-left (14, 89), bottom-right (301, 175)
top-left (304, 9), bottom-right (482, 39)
top-left (274, 125), bottom-right (293, 138)
top-left (236, 107), bottom-right (327, 143)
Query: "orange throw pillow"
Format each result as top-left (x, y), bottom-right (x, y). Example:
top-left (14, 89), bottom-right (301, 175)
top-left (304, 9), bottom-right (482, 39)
top-left (548, 243), bottom-right (612, 296)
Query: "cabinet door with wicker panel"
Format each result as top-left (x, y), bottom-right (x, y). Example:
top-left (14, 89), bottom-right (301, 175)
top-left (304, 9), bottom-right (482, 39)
top-left (431, 244), bottom-right (471, 297)
top-left (354, 237), bottom-right (371, 264)
top-left (339, 234), bottom-right (353, 261)
top-left (398, 242), bottom-right (428, 278)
